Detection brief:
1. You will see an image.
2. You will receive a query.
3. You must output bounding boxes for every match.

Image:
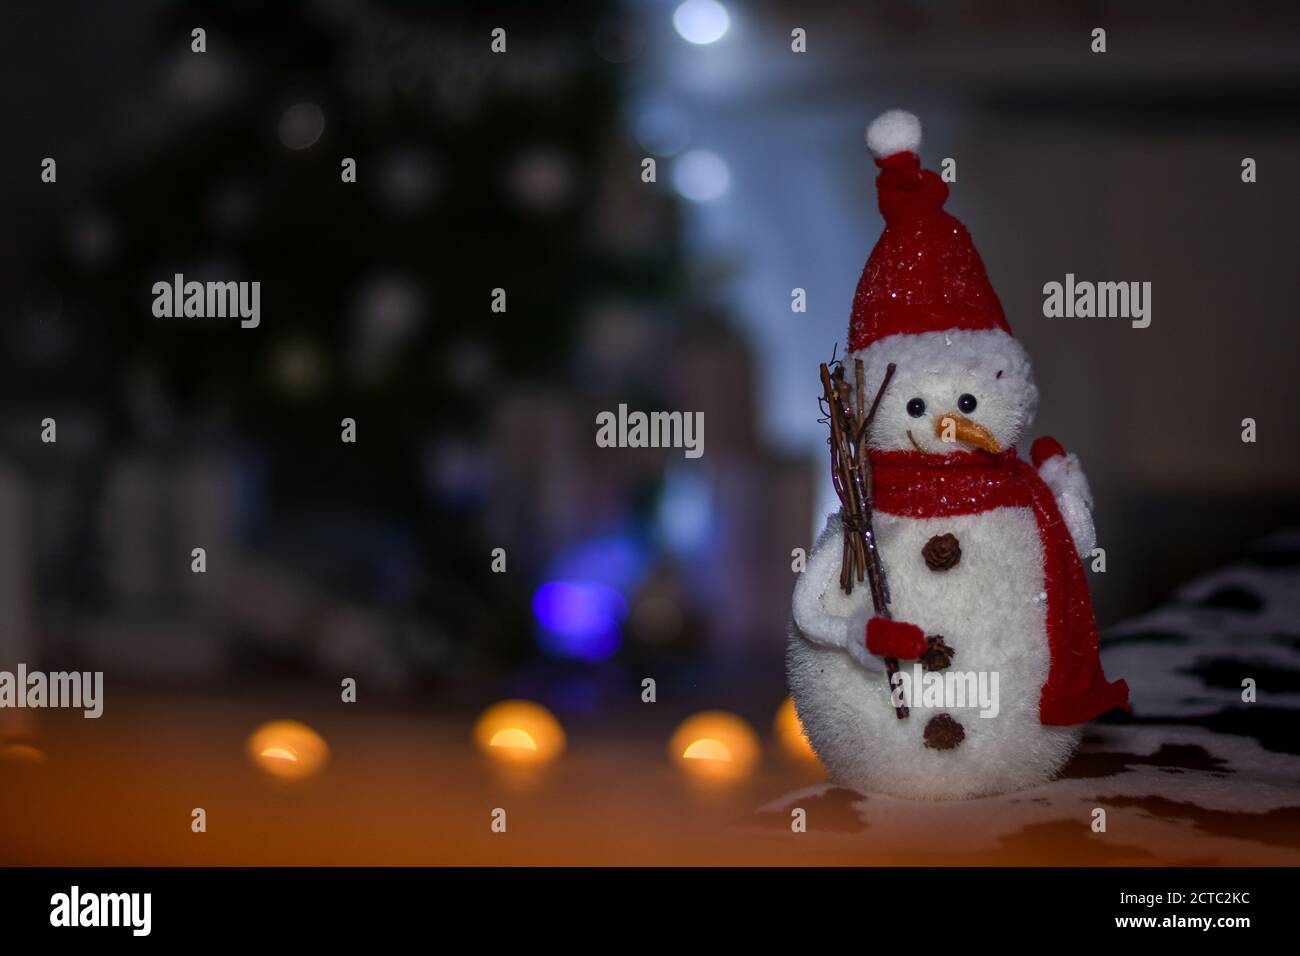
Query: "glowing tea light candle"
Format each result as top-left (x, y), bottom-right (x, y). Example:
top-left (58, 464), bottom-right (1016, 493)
top-left (773, 696), bottom-right (819, 764)
top-left (473, 700), bottom-right (565, 767)
top-left (247, 720), bottom-right (329, 780)
top-left (670, 710), bottom-right (759, 782)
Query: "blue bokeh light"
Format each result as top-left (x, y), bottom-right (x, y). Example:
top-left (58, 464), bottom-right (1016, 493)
top-left (672, 149), bottom-right (730, 202)
top-left (655, 467), bottom-right (714, 557)
top-left (532, 580), bottom-right (627, 660)
top-left (532, 531), bottom-right (650, 660)
top-left (548, 532), bottom-right (650, 592)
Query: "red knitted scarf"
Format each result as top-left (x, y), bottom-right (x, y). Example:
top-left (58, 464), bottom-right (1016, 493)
top-left (867, 447), bottom-right (1130, 726)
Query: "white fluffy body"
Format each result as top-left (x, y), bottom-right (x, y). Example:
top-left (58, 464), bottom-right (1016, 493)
top-left (865, 109), bottom-right (922, 158)
top-left (788, 328), bottom-right (1093, 799)
top-left (789, 512), bottom-right (1083, 800)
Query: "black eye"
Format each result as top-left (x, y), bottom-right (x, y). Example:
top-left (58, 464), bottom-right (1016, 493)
top-left (958, 393), bottom-right (977, 414)
top-left (906, 398), bottom-right (926, 418)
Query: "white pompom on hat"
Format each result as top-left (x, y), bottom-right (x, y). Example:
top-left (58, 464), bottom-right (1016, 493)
top-left (865, 109), bottom-right (922, 159)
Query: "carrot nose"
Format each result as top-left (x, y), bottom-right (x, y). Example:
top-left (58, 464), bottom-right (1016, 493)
top-left (935, 413), bottom-right (1002, 454)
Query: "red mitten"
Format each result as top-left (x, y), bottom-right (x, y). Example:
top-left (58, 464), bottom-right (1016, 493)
top-left (865, 617), bottom-right (929, 660)
top-left (1030, 436), bottom-right (1066, 468)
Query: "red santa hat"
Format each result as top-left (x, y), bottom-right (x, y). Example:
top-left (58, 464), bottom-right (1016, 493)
top-left (849, 110), bottom-right (1012, 353)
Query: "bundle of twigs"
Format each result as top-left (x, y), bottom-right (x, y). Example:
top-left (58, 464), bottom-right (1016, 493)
top-left (818, 355), bottom-right (907, 719)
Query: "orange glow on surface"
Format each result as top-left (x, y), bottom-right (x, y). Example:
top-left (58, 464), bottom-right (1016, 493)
top-left (247, 720), bottom-right (330, 780)
top-left (0, 742), bottom-right (46, 764)
top-left (670, 711), bottom-right (759, 782)
top-left (773, 696), bottom-right (819, 763)
top-left (474, 700), bottom-right (564, 766)
top-left (0, 693), bottom-right (1282, 866)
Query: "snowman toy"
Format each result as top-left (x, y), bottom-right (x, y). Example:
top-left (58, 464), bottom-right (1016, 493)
top-left (788, 110), bottom-right (1129, 800)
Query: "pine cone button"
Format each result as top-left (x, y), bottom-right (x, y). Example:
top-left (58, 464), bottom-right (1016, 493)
top-left (922, 533), bottom-right (961, 571)
top-left (920, 635), bottom-right (955, 672)
top-left (923, 714), bottom-right (965, 750)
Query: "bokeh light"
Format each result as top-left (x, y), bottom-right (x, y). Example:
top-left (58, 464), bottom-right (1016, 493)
top-left (773, 696), bottom-right (819, 763)
top-left (630, 99), bottom-right (691, 156)
top-left (0, 742), bottom-right (47, 764)
top-left (655, 466), bottom-right (714, 557)
top-left (474, 700), bottom-right (566, 767)
top-left (278, 101), bottom-right (325, 150)
top-left (247, 720), bottom-right (330, 780)
top-left (532, 580), bottom-right (627, 660)
top-left (670, 710), bottom-right (759, 782)
top-left (673, 0), bottom-right (730, 45)
top-left (534, 532), bottom-right (649, 660)
top-left (672, 149), bottom-right (730, 202)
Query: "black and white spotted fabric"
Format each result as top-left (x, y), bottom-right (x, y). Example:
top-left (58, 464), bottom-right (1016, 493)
top-left (752, 531), bottom-right (1300, 863)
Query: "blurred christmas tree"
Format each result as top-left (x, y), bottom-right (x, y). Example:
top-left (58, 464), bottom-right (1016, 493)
top-left (25, 0), bottom-right (683, 677)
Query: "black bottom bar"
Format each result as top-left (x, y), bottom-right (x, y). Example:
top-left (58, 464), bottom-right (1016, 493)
top-left (0, 866), bottom-right (1280, 942)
